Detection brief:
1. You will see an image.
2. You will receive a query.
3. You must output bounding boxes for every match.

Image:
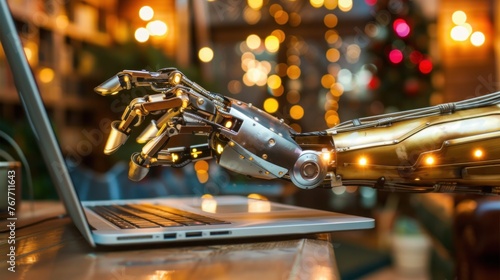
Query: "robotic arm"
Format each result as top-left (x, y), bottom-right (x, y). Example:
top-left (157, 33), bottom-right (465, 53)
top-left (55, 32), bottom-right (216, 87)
top-left (95, 68), bottom-right (500, 195)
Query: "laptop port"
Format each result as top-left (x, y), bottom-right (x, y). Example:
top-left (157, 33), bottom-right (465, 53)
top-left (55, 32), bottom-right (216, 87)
top-left (210, 231), bottom-right (231, 236)
top-left (185, 231), bottom-right (203, 238)
top-left (117, 235), bottom-right (153, 240)
top-left (163, 233), bottom-right (177, 240)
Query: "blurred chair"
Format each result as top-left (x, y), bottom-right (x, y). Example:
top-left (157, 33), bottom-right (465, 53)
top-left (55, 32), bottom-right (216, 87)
top-left (454, 196), bottom-right (500, 280)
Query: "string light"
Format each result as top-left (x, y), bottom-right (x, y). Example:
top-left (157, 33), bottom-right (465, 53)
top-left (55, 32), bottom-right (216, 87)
top-left (39, 67), bottom-right (54, 83)
top-left (388, 49), bottom-right (403, 64)
top-left (470, 31), bottom-right (485, 46)
top-left (139, 6), bottom-right (154, 21)
top-left (246, 34), bottom-right (261, 50)
top-left (450, 25), bottom-right (470, 41)
top-left (418, 59), bottom-right (433, 74)
top-left (263, 98), bottom-right (279, 113)
top-left (146, 20), bottom-right (168, 36)
top-left (198, 47), bottom-right (214, 63)
top-left (134, 27), bottom-right (149, 43)
top-left (289, 105), bottom-right (304, 120)
top-left (452, 10), bottom-right (467, 25)
top-left (393, 19), bottom-right (410, 38)
top-left (264, 35), bottom-right (280, 52)
top-left (450, 10), bottom-right (485, 46)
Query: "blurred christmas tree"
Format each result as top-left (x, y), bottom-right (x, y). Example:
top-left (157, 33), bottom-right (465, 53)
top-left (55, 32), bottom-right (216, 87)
top-left (366, 0), bottom-right (435, 111)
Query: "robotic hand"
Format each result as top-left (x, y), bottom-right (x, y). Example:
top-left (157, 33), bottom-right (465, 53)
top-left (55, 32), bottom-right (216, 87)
top-left (95, 68), bottom-right (500, 195)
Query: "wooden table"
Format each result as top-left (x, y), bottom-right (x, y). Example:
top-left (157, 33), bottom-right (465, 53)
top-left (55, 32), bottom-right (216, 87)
top-left (1, 201), bottom-right (340, 279)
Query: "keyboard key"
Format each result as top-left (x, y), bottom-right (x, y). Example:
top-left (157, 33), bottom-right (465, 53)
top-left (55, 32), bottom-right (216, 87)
top-left (88, 203), bottom-right (230, 229)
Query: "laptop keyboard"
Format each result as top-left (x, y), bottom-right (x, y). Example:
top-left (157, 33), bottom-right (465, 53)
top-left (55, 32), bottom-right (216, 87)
top-left (88, 204), bottom-right (230, 229)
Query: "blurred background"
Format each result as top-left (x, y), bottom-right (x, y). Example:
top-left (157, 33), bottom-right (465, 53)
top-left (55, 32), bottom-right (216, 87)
top-left (1, 0), bottom-right (499, 279)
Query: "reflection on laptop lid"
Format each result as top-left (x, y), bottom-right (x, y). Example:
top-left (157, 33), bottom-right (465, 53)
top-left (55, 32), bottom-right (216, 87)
top-left (0, 2), bottom-right (373, 247)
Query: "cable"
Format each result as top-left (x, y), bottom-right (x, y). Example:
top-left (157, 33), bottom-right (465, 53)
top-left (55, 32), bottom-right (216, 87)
top-left (0, 149), bottom-right (15, 162)
top-left (0, 214), bottom-right (68, 233)
top-left (0, 130), bottom-right (34, 207)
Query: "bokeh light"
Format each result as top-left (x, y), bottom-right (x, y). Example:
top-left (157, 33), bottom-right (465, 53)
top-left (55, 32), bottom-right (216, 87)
top-left (134, 27), bottom-right (149, 43)
top-left (418, 59), bottom-right (433, 74)
top-left (338, 0), bottom-right (353, 12)
top-left (263, 98), bottom-right (279, 113)
top-left (450, 25), bottom-right (470, 41)
top-left (393, 19), bottom-right (410, 37)
top-left (244, 7), bottom-right (261, 24)
top-left (290, 105), bottom-right (304, 120)
top-left (146, 20), bottom-right (168, 36)
top-left (246, 34), bottom-right (261, 50)
top-left (388, 49), bottom-right (403, 64)
top-left (289, 12), bottom-right (302, 27)
top-left (139, 6), bottom-right (154, 21)
top-left (324, 0), bottom-right (338, 10)
top-left (287, 65), bottom-right (301, 80)
top-left (470, 31), bottom-right (485, 46)
top-left (452, 10), bottom-right (467, 25)
top-left (324, 14), bottom-right (338, 28)
top-left (39, 67), bottom-right (54, 83)
top-left (227, 80), bottom-right (242, 94)
top-left (274, 10), bottom-right (289, 25)
top-left (247, 0), bottom-right (263, 10)
top-left (198, 47), bottom-right (214, 63)
top-left (271, 29), bottom-right (286, 43)
top-left (326, 48), bottom-right (340, 62)
top-left (310, 0), bottom-right (324, 8)
top-left (325, 30), bottom-right (339, 44)
top-left (286, 90), bottom-right (300, 104)
top-left (267, 74), bottom-right (282, 89)
top-left (264, 35), bottom-right (280, 52)
top-left (321, 74), bottom-right (336, 88)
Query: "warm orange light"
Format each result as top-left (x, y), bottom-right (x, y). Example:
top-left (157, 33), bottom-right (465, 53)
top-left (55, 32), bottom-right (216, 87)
top-left (246, 34), bottom-right (261, 50)
top-left (171, 153), bottom-right (179, 162)
top-left (247, 0), bottom-right (264, 10)
top-left (139, 6), bottom-right (154, 21)
top-left (286, 65), bottom-right (301, 80)
top-left (146, 20), bottom-right (168, 36)
top-left (216, 144), bottom-right (224, 154)
top-left (134, 27), bottom-right (149, 43)
top-left (263, 98), bottom-right (279, 114)
top-left (473, 149), bottom-right (484, 158)
top-left (322, 151), bottom-right (331, 161)
top-left (425, 155), bottom-right (435, 165)
top-left (267, 74), bottom-right (282, 89)
top-left (248, 193), bottom-right (268, 200)
top-left (201, 195), bottom-right (217, 213)
top-left (358, 157), bottom-right (368, 166)
top-left (452, 10), bottom-right (467, 25)
top-left (191, 148), bottom-right (203, 159)
top-left (338, 0), bottom-right (353, 12)
top-left (310, 0), bottom-right (324, 8)
top-left (470, 31), bottom-right (485, 47)
top-left (247, 194), bottom-right (271, 213)
top-left (289, 105), bottom-right (304, 120)
top-left (194, 160), bottom-right (208, 171)
top-left (224, 120), bottom-right (233, 128)
top-left (450, 25), bottom-right (470, 41)
top-left (39, 67), bottom-right (54, 83)
top-left (198, 47), bottom-right (214, 63)
top-left (264, 35), bottom-right (280, 52)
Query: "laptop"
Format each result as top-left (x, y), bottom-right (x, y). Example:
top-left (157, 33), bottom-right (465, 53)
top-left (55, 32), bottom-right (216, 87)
top-left (0, 2), bottom-right (373, 247)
